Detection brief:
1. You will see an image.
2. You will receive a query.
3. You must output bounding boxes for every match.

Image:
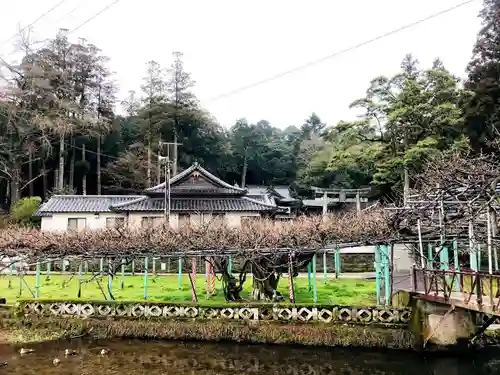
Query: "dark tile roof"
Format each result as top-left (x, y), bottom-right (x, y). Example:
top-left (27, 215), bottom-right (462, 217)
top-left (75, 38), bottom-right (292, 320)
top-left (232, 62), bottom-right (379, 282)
top-left (110, 196), bottom-right (278, 212)
top-left (33, 195), bottom-right (143, 217)
top-left (146, 163), bottom-right (246, 196)
top-left (246, 185), bottom-right (297, 201)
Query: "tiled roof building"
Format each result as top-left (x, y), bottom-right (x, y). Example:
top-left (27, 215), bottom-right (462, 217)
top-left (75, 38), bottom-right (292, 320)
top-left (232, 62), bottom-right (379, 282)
top-left (35, 163), bottom-right (282, 232)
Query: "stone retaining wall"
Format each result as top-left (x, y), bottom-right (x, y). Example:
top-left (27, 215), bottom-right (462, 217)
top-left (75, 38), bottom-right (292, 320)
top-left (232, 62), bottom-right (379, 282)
top-left (20, 301), bottom-right (411, 325)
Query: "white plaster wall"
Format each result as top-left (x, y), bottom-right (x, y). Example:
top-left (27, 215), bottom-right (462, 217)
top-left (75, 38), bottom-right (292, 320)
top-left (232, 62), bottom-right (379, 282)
top-left (41, 211), bottom-right (265, 231)
top-left (41, 212), bottom-right (128, 232)
top-left (226, 212), bottom-right (260, 228)
top-left (128, 212), bottom-right (178, 230)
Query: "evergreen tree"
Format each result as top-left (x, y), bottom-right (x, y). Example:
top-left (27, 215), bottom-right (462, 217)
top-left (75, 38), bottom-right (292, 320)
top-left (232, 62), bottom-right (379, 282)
top-left (464, 0), bottom-right (500, 153)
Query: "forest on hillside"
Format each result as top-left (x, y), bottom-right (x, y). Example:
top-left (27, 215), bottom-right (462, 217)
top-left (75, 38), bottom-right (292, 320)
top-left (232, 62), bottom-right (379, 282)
top-left (1, 0), bottom-right (500, 209)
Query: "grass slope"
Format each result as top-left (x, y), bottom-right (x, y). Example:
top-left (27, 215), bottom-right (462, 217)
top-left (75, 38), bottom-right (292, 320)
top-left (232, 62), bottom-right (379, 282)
top-left (0, 274), bottom-right (376, 306)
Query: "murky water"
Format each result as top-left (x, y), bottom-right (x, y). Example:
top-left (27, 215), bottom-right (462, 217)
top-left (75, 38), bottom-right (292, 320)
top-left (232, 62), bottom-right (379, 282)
top-left (0, 339), bottom-right (499, 374)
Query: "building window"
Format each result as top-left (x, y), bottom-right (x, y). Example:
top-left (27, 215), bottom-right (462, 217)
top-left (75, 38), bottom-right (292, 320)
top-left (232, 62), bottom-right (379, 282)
top-left (141, 216), bottom-right (164, 229)
top-left (212, 214), bottom-right (225, 225)
top-left (106, 217), bottom-right (125, 229)
top-left (179, 214), bottom-right (190, 227)
top-left (67, 218), bottom-right (86, 231)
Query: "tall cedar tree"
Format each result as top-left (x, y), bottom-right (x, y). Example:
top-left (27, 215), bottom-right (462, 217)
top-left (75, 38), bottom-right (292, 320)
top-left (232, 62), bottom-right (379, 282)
top-left (465, 0), bottom-right (500, 153)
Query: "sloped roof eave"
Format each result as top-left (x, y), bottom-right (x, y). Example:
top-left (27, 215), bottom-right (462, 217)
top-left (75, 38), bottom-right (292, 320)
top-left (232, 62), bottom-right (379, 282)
top-left (145, 163), bottom-right (247, 194)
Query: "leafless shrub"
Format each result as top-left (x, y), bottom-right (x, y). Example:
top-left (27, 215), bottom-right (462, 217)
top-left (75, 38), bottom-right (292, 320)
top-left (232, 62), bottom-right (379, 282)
top-left (0, 210), bottom-right (395, 260)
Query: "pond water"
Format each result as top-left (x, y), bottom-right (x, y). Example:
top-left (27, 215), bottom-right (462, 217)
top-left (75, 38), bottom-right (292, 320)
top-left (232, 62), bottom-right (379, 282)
top-left (0, 339), bottom-right (499, 374)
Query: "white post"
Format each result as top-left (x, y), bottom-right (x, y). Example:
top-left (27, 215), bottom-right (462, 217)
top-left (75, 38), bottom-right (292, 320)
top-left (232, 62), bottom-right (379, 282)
top-left (488, 209), bottom-right (493, 275)
top-left (322, 191), bottom-right (328, 222)
top-left (417, 219), bottom-right (425, 268)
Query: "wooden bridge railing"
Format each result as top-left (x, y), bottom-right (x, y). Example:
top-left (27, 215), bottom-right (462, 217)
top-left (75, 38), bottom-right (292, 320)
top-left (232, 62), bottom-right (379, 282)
top-left (412, 267), bottom-right (500, 311)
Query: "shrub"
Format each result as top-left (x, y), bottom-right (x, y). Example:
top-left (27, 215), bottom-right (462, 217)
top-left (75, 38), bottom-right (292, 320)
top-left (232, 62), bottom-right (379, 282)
top-left (9, 197), bottom-right (42, 226)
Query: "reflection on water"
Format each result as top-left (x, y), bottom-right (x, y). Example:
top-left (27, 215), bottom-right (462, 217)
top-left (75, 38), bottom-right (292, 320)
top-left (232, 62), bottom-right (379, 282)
top-left (0, 339), bottom-right (499, 374)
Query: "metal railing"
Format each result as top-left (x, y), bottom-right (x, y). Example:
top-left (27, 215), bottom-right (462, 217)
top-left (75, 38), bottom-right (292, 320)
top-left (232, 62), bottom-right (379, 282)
top-left (412, 267), bottom-right (500, 311)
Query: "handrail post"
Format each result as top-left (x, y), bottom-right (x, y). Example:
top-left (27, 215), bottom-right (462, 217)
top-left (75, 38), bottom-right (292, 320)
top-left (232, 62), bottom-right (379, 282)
top-left (476, 272), bottom-right (483, 306)
top-left (411, 266), bottom-right (417, 292)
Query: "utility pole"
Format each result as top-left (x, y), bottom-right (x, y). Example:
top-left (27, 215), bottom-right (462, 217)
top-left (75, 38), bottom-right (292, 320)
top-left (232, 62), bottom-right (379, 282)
top-left (158, 141), bottom-right (180, 226)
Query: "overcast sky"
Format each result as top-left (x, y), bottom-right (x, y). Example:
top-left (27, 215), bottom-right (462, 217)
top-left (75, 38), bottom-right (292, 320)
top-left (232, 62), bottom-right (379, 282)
top-left (1, 0), bottom-right (483, 128)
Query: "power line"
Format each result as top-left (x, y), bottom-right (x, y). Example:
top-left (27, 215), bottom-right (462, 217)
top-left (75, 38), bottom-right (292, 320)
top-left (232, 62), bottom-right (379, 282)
top-left (68, 0), bottom-right (124, 35)
top-left (0, 0), bottom-right (70, 48)
top-left (206, 0), bottom-right (478, 102)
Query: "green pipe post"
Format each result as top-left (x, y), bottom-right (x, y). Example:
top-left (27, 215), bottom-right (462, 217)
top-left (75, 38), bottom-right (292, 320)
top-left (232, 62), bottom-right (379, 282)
top-left (383, 245), bottom-right (390, 306)
top-left (439, 246), bottom-right (449, 271)
top-left (228, 256), bottom-right (232, 274)
top-left (427, 244), bottom-right (433, 269)
top-left (470, 242), bottom-right (478, 272)
top-left (375, 245), bottom-right (381, 305)
top-left (453, 239), bottom-right (460, 292)
top-left (323, 252), bottom-right (327, 283)
top-left (307, 262), bottom-right (312, 291)
top-left (35, 262), bottom-right (41, 298)
top-left (312, 253), bottom-right (318, 303)
top-left (144, 257), bottom-right (149, 300)
top-left (178, 257), bottom-right (183, 290)
top-left (121, 259), bottom-right (125, 289)
top-left (46, 261), bottom-right (51, 281)
top-left (335, 248), bottom-right (341, 277)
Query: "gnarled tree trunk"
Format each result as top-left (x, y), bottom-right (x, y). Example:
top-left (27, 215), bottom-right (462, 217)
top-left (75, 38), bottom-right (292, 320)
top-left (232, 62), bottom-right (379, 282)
top-left (251, 271), bottom-right (283, 301)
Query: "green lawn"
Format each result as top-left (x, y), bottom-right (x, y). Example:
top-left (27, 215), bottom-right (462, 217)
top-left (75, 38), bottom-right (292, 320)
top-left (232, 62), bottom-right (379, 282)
top-left (0, 274), bottom-right (376, 306)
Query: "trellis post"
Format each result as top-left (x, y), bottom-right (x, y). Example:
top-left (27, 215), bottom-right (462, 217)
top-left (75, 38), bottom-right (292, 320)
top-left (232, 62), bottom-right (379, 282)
top-left (228, 255), bottom-right (232, 274)
top-left (375, 244), bottom-right (381, 305)
top-left (152, 257), bottom-right (157, 275)
top-left (107, 258), bottom-right (113, 300)
top-left (190, 257), bottom-right (198, 303)
top-left (205, 258), bottom-right (210, 299)
top-left (18, 271), bottom-right (22, 297)
top-left (288, 251), bottom-right (295, 304)
top-left (427, 244), bottom-right (433, 269)
top-left (144, 257), bottom-right (149, 300)
top-left (469, 216), bottom-right (478, 272)
top-left (35, 262), bottom-right (41, 298)
top-left (178, 257), bottom-right (183, 290)
top-left (382, 245), bottom-right (391, 306)
top-left (46, 261), bottom-right (51, 281)
top-left (100, 258), bottom-right (104, 274)
top-left (477, 245), bottom-right (482, 272)
top-left (312, 253), bottom-right (318, 303)
top-left (8, 262), bottom-right (13, 289)
top-left (131, 259), bottom-right (135, 276)
top-left (439, 246), bottom-right (449, 271)
top-left (121, 258), bottom-right (125, 289)
top-left (453, 238), bottom-right (460, 292)
top-left (210, 257), bottom-right (216, 295)
top-left (322, 251), bottom-right (327, 283)
top-left (78, 261), bottom-right (83, 297)
top-left (334, 247), bottom-right (341, 277)
top-left (305, 261), bottom-right (310, 291)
